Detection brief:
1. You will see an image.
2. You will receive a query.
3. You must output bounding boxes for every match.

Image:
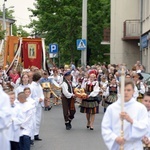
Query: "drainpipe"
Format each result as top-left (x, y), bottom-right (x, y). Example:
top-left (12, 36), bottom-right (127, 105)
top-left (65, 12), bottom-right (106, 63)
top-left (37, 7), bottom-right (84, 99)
top-left (140, 0), bottom-right (143, 64)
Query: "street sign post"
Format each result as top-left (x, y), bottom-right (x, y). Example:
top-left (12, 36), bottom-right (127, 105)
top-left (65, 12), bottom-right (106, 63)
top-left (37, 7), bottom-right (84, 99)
top-left (49, 44), bottom-right (58, 54)
top-left (49, 44), bottom-right (58, 59)
top-left (49, 43), bottom-right (58, 65)
top-left (76, 39), bottom-right (86, 50)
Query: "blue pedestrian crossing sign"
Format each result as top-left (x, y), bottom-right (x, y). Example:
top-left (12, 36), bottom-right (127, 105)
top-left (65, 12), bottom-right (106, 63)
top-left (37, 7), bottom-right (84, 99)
top-left (76, 39), bottom-right (86, 50)
top-left (49, 44), bottom-right (58, 53)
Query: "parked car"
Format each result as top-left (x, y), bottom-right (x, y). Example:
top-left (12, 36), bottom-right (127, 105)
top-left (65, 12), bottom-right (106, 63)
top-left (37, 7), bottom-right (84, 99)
top-left (141, 72), bottom-right (150, 90)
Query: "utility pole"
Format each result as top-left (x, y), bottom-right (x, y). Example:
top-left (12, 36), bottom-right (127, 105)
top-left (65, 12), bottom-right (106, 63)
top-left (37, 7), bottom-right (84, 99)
top-left (81, 0), bottom-right (87, 68)
top-left (140, 0), bottom-right (143, 64)
top-left (3, 0), bottom-right (6, 32)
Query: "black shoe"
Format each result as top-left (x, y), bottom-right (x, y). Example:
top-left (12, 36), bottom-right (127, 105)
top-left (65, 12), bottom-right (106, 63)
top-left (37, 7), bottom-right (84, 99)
top-left (90, 127), bottom-right (94, 130)
top-left (30, 140), bottom-right (34, 145)
top-left (34, 135), bottom-right (42, 141)
top-left (48, 106), bottom-right (52, 111)
top-left (69, 120), bottom-right (72, 129)
top-left (87, 126), bottom-right (90, 129)
top-left (44, 107), bottom-right (48, 111)
top-left (65, 123), bottom-right (71, 130)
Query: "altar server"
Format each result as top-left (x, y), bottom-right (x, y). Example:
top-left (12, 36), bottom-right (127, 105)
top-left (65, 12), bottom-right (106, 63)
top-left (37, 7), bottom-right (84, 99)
top-left (101, 79), bottom-right (149, 150)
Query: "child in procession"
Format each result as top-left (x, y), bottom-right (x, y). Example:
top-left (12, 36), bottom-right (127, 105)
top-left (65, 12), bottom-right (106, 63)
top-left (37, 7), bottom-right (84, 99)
top-left (101, 79), bottom-right (149, 150)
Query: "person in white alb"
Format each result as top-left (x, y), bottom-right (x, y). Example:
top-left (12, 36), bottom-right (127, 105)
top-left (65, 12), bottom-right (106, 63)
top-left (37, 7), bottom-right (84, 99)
top-left (18, 92), bottom-right (34, 150)
top-left (30, 72), bottom-right (44, 141)
top-left (142, 91), bottom-right (150, 149)
top-left (0, 88), bottom-right (12, 150)
top-left (101, 79), bottom-right (149, 150)
top-left (14, 74), bottom-right (31, 97)
top-left (24, 87), bottom-right (36, 145)
top-left (7, 91), bottom-right (24, 150)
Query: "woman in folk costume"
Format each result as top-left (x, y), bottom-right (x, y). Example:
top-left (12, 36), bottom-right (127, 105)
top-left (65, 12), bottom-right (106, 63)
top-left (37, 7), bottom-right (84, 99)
top-left (103, 77), bottom-right (119, 112)
top-left (133, 73), bottom-right (145, 102)
top-left (80, 70), bottom-right (100, 130)
top-left (99, 75), bottom-right (109, 110)
top-left (61, 70), bottom-right (76, 130)
top-left (39, 70), bottom-right (53, 111)
top-left (50, 69), bottom-right (62, 105)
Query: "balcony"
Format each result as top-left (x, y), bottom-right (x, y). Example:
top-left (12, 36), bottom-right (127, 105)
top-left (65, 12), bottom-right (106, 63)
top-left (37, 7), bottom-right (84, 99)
top-left (101, 28), bottom-right (110, 45)
top-left (122, 20), bottom-right (140, 40)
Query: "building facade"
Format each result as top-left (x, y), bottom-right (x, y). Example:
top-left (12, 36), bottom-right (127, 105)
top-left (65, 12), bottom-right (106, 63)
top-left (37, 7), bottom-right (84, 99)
top-left (0, 17), bottom-right (15, 36)
top-left (141, 0), bottom-right (150, 72)
top-left (110, 0), bottom-right (149, 70)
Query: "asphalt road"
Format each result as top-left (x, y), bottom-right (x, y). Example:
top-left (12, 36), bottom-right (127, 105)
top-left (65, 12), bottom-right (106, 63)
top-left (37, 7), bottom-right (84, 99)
top-left (31, 102), bottom-right (108, 150)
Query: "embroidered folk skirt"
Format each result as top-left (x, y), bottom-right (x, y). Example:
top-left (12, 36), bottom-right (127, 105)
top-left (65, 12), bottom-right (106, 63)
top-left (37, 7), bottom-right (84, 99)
top-left (104, 94), bottom-right (117, 108)
top-left (80, 97), bottom-right (99, 114)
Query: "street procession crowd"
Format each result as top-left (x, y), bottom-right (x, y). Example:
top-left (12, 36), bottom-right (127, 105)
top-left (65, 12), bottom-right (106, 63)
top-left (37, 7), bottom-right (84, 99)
top-left (0, 60), bottom-right (150, 150)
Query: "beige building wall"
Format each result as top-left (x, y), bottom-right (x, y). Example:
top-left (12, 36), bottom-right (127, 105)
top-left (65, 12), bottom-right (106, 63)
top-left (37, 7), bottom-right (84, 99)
top-left (142, 0), bottom-right (150, 72)
top-left (142, 0), bottom-right (150, 33)
top-left (111, 0), bottom-right (140, 69)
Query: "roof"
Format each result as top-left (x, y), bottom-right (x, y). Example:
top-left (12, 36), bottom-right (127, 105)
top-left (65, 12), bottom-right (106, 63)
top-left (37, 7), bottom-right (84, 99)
top-left (0, 16), bottom-right (16, 24)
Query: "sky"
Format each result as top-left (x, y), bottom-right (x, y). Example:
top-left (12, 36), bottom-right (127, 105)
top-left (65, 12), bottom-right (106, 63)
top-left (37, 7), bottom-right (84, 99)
top-left (0, 0), bottom-right (36, 33)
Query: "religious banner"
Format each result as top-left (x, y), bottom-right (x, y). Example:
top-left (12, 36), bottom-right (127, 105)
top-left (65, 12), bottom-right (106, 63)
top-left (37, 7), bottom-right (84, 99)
top-left (22, 38), bottom-right (43, 69)
top-left (4, 36), bottom-right (19, 67)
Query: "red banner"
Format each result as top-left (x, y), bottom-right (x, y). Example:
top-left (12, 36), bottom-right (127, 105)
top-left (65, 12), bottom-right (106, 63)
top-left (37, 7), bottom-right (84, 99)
top-left (22, 38), bottom-right (43, 69)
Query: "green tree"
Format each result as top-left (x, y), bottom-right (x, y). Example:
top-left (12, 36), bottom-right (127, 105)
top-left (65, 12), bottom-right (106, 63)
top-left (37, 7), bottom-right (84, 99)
top-left (17, 25), bottom-right (30, 37)
top-left (0, 9), bottom-right (30, 38)
top-left (28, 0), bottom-right (82, 66)
top-left (0, 24), bottom-right (5, 40)
top-left (28, 0), bottom-right (110, 66)
top-left (88, 0), bottom-right (110, 64)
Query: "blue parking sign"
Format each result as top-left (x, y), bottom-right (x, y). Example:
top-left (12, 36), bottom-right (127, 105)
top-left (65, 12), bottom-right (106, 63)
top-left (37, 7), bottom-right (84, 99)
top-left (49, 44), bottom-right (58, 53)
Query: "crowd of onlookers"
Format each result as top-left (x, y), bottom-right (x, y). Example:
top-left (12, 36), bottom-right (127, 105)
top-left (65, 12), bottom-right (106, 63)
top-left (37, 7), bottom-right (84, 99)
top-left (0, 60), bottom-right (148, 150)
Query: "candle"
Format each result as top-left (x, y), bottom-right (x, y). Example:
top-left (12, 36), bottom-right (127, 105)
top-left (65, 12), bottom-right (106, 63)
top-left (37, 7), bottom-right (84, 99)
top-left (121, 68), bottom-right (125, 111)
top-left (120, 67), bottom-right (125, 150)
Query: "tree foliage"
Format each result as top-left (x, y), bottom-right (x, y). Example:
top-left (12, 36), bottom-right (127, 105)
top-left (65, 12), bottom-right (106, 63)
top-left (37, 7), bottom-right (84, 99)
top-left (0, 9), bottom-right (30, 39)
top-left (29, 0), bottom-right (110, 66)
top-left (0, 24), bottom-right (5, 40)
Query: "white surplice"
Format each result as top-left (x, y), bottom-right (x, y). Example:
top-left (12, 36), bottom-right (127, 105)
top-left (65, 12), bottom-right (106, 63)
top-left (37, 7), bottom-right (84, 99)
top-left (101, 97), bottom-right (149, 150)
top-left (0, 89), bottom-right (12, 150)
top-left (26, 96), bottom-right (36, 140)
top-left (8, 104), bottom-right (24, 142)
top-left (30, 81), bottom-right (44, 136)
top-left (19, 101), bottom-right (34, 137)
top-left (14, 84), bottom-right (31, 97)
